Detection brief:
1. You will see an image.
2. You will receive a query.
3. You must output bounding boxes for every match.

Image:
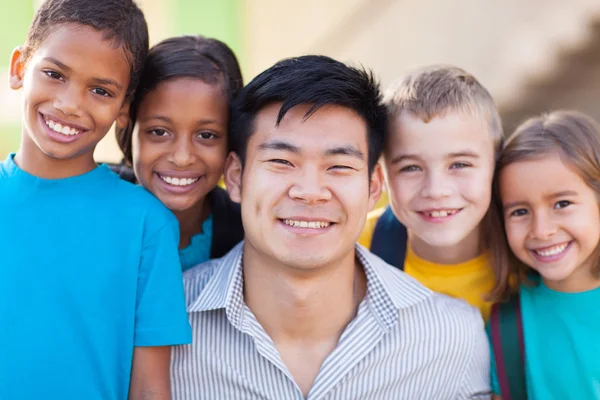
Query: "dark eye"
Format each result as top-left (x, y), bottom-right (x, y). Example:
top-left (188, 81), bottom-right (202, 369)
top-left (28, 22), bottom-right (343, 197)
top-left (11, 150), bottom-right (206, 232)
top-left (149, 129), bottom-right (169, 137)
top-left (198, 132), bottom-right (217, 140)
top-left (400, 165), bottom-right (421, 172)
top-left (450, 162), bottom-right (470, 169)
top-left (510, 208), bottom-right (528, 217)
top-left (91, 87), bottom-right (111, 97)
top-left (44, 70), bottom-right (63, 80)
top-left (269, 159), bottom-right (293, 166)
top-left (555, 200), bottom-right (572, 209)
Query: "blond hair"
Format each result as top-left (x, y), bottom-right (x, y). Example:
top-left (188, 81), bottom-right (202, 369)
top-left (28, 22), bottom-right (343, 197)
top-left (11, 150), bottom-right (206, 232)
top-left (489, 110), bottom-right (600, 301)
top-left (384, 65), bottom-right (502, 152)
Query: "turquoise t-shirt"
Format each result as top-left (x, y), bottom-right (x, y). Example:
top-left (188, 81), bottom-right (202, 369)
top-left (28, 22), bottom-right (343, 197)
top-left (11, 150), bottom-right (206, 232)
top-left (490, 281), bottom-right (600, 399)
top-left (179, 214), bottom-right (213, 272)
top-left (0, 154), bottom-right (192, 399)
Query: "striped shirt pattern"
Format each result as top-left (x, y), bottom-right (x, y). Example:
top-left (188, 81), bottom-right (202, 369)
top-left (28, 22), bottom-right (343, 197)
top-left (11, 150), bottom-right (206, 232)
top-left (171, 242), bottom-right (491, 399)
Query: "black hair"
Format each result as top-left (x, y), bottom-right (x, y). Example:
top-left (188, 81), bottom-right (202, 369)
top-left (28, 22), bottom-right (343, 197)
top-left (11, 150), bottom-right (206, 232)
top-left (116, 35), bottom-right (244, 164)
top-left (23, 0), bottom-right (149, 97)
top-left (229, 55), bottom-right (387, 175)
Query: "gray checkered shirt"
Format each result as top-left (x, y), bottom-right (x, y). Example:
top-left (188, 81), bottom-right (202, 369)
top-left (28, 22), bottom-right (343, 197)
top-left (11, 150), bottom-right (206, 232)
top-left (171, 242), bottom-right (491, 399)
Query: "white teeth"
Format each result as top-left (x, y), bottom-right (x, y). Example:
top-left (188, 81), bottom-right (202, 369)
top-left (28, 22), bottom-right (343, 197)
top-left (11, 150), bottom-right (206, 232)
top-left (159, 175), bottom-right (200, 186)
top-left (283, 219), bottom-right (331, 229)
top-left (535, 243), bottom-right (569, 257)
top-left (429, 210), bottom-right (456, 218)
top-left (44, 118), bottom-right (81, 136)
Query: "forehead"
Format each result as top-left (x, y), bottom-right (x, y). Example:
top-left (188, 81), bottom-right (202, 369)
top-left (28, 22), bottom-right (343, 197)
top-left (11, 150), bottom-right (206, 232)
top-left (30, 23), bottom-right (130, 90)
top-left (249, 103), bottom-right (368, 153)
top-left (500, 154), bottom-right (590, 200)
top-left (137, 78), bottom-right (228, 118)
top-left (387, 111), bottom-right (494, 158)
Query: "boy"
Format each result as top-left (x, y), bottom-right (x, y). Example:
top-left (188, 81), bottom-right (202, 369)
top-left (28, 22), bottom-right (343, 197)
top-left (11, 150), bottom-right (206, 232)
top-left (0, 1), bottom-right (191, 399)
top-left (368, 65), bottom-right (502, 320)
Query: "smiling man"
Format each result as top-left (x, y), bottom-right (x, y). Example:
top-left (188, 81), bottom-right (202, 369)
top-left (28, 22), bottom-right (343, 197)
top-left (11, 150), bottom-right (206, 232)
top-left (171, 56), bottom-right (491, 399)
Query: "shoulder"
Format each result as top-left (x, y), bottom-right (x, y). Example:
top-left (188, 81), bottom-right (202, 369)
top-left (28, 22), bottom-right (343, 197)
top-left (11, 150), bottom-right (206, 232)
top-left (362, 248), bottom-right (483, 330)
top-left (94, 167), bottom-right (177, 238)
top-left (181, 258), bottom-right (223, 307)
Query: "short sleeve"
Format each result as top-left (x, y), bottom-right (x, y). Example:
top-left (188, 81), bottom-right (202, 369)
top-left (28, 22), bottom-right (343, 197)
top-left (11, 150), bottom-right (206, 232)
top-left (134, 216), bottom-right (192, 346)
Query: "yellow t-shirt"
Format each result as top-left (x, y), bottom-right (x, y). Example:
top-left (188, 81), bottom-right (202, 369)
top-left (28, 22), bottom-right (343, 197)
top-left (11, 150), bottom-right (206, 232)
top-left (404, 247), bottom-right (494, 321)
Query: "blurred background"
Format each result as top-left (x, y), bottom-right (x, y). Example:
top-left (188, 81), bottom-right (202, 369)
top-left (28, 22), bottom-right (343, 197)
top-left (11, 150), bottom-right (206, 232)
top-left (3, 0), bottom-right (600, 163)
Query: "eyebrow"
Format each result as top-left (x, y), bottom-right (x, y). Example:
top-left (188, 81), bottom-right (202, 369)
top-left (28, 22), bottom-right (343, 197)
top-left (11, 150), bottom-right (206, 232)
top-left (43, 57), bottom-right (70, 72)
top-left (43, 57), bottom-right (123, 91)
top-left (325, 145), bottom-right (364, 160)
top-left (389, 150), bottom-right (480, 165)
top-left (258, 141), bottom-right (365, 161)
top-left (143, 115), bottom-right (220, 125)
top-left (258, 140), bottom-right (301, 154)
top-left (447, 150), bottom-right (480, 159)
top-left (503, 190), bottom-right (579, 210)
top-left (389, 154), bottom-right (420, 165)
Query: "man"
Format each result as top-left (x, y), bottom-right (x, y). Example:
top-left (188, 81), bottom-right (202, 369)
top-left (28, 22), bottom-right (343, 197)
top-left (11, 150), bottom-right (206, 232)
top-left (171, 55), bottom-right (491, 399)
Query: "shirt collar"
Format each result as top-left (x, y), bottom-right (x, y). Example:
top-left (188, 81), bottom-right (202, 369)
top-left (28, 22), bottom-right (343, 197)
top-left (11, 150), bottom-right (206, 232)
top-left (188, 242), bottom-right (431, 330)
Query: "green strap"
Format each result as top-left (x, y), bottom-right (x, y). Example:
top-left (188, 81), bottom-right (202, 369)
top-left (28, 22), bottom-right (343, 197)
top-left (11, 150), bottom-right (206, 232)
top-left (490, 296), bottom-right (527, 400)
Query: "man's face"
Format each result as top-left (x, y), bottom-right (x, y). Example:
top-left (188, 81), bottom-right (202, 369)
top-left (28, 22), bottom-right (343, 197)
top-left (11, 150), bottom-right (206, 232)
top-left (226, 103), bottom-right (382, 271)
top-left (10, 23), bottom-right (130, 177)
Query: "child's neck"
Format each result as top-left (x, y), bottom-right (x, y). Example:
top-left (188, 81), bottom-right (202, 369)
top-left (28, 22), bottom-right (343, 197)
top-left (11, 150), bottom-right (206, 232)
top-left (409, 229), bottom-right (482, 265)
top-left (15, 141), bottom-right (97, 179)
top-left (173, 199), bottom-right (211, 250)
top-left (543, 264), bottom-right (600, 293)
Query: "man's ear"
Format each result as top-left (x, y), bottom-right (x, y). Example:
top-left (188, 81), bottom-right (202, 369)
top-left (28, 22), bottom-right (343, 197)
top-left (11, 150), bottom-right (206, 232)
top-left (9, 47), bottom-right (26, 90)
top-left (116, 99), bottom-right (131, 130)
top-left (368, 163), bottom-right (384, 212)
top-left (224, 151), bottom-right (243, 203)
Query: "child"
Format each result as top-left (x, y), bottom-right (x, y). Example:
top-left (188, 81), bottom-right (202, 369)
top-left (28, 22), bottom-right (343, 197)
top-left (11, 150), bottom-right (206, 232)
top-left (488, 110), bottom-right (600, 399)
top-left (0, 1), bottom-right (191, 399)
top-left (371, 65), bottom-right (503, 320)
top-left (113, 35), bottom-right (244, 271)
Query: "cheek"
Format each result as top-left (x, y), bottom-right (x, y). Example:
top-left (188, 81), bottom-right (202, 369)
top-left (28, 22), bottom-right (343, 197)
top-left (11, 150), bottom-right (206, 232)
top-left (202, 146), bottom-right (227, 172)
top-left (388, 175), bottom-right (417, 204)
top-left (459, 173), bottom-right (492, 203)
top-left (504, 221), bottom-right (527, 252)
top-left (133, 141), bottom-right (162, 178)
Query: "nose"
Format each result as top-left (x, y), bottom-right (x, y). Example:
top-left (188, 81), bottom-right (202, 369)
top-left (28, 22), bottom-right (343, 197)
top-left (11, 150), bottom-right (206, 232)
top-left (420, 169), bottom-right (452, 199)
top-left (53, 84), bottom-right (83, 117)
top-left (288, 167), bottom-right (332, 204)
top-left (530, 212), bottom-right (557, 240)
top-left (168, 136), bottom-right (196, 168)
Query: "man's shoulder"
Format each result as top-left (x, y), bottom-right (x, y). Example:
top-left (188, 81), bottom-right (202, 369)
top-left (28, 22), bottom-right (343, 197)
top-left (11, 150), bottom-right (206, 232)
top-left (361, 247), bottom-right (483, 330)
top-left (181, 257), bottom-right (227, 307)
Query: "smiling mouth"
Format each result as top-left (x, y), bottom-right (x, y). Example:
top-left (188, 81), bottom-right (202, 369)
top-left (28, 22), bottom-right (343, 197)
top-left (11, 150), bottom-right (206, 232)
top-left (532, 242), bottom-right (571, 257)
top-left (421, 209), bottom-right (461, 218)
top-left (158, 174), bottom-right (200, 187)
top-left (282, 219), bottom-right (332, 229)
top-left (43, 115), bottom-right (83, 136)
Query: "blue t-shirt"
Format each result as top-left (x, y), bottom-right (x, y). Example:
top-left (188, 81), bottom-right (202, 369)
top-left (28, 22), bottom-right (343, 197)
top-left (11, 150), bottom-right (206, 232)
top-left (0, 154), bottom-right (192, 400)
top-left (179, 214), bottom-right (213, 272)
top-left (490, 281), bottom-right (600, 399)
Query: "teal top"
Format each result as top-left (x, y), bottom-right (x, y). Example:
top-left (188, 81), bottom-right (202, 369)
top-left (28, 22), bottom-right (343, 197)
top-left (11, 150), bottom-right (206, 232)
top-left (490, 281), bottom-right (600, 399)
top-left (179, 214), bottom-right (213, 272)
top-left (0, 154), bottom-right (191, 399)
